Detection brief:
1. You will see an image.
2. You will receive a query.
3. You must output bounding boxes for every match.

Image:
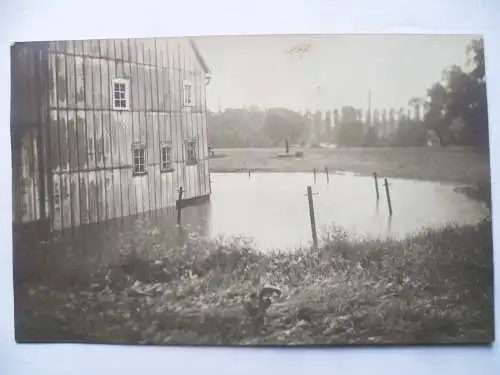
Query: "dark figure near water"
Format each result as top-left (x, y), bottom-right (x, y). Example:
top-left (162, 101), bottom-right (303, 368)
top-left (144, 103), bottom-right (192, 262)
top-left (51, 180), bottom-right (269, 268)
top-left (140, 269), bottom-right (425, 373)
top-left (243, 286), bottom-right (282, 332)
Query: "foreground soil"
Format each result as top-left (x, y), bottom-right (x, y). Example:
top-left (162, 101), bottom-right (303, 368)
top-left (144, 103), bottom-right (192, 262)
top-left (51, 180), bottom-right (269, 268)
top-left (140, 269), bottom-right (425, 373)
top-left (15, 217), bottom-right (494, 346)
top-left (209, 147), bottom-right (491, 185)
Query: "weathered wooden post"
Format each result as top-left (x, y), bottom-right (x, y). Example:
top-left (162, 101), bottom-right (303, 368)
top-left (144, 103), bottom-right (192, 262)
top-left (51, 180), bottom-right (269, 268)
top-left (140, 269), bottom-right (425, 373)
top-left (313, 168), bottom-right (317, 184)
top-left (384, 178), bottom-right (393, 216)
top-left (285, 138), bottom-right (289, 154)
top-left (306, 186), bottom-right (318, 249)
top-left (373, 172), bottom-right (380, 200)
top-left (176, 187), bottom-right (184, 224)
top-left (248, 169), bottom-right (251, 178)
top-left (324, 165), bottom-right (329, 183)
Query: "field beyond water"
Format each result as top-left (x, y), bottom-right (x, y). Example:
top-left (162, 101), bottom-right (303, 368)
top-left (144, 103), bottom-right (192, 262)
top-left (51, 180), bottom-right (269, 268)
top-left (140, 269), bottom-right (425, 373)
top-left (209, 147), bottom-right (491, 185)
top-left (14, 146), bottom-right (494, 346)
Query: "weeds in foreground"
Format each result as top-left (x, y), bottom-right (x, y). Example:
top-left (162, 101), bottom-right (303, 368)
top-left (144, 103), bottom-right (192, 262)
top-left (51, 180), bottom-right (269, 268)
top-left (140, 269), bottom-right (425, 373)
top-left (14, 214), bottom-right (494, 345)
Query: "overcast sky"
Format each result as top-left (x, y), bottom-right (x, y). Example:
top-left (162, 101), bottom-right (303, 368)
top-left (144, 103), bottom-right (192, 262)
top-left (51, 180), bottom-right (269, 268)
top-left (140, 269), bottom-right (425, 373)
top-left (194, 34), bottom-right (476, 112)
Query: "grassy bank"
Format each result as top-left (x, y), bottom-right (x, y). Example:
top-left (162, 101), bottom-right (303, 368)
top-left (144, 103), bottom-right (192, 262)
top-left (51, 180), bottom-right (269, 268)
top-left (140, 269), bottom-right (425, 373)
top-left (15, 214), bottom-right (494, 346)
top-left (208, 147), bottom-right (491, 185)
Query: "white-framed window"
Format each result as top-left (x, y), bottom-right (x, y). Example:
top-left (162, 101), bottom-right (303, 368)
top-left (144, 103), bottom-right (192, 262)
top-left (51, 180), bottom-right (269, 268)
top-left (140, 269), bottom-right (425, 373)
top-left (160, 142), bottom-right (173, 172)
top-left (183, 80), bottom-right (193, 108)
top-left (132, 143), bottom-right (147, 175)
top-left (185, 138), bottom-right (198, 166)
top-left (112, 78), bottom-right (130, 110)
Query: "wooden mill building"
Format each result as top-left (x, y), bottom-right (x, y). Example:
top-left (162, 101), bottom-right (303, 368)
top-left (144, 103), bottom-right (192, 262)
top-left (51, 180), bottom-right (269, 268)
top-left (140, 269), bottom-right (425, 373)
top-left (11, 37), bottom-right (212, 233)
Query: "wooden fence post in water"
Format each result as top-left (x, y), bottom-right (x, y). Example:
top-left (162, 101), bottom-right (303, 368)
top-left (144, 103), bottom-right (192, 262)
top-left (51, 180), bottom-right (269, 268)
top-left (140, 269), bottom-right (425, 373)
top-left (306, 186), bottom-right (319, 249)
top-left (176, 187), bottom-right (184, 225)
top-left (325, 165), bottom-right (329, 183)
top-left (313, 168), bottom-right (317, 184)
top-left (384, 178), bottom-right (393, 216)
top-left (373, 172), bottom-right (380, 200)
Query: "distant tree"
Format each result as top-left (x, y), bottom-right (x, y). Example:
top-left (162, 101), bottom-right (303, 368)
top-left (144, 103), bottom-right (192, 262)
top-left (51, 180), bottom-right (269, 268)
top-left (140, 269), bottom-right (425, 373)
top-left (262, 107), bottom-right (306, 146)
top-left (324, 110), bottom-right (333, 142)
top-left (331, 109), bottom-right (340, 143)
top-left (388, 108), bottom-right (396, 133)
top-left (333, 109), bottom-right (340, 126)
top-left (443, 39), bottom-right (488, 150)
top-left (421, 37), bottom-right (488, 150)
top-left (380, 109), bottom-right (388, 137)
top-left (313, 111), bottom-right (324, 140)
top-left (423, 82), bottom-right (449, 145)
top-left (391, 117), bottom-right (427, 147)
top-left (337, 106), bottom-right (365, 146)
top-left (365, 108), bottom-right (371, 126)
top-left (398, 107), bottom-right (406, 123)
top-left (408, 97), bottom-right (424, 121)
top-left (381, 109), bottom-right (387, 125)
top-left (355, 108), bottom-right (363, 122)
top-left (207, 108), bottom-right (264, 148)
top-left (363, 124), bottom-right (379, 146)
top-left (372, 108), bottom-right (380, 124)
top-left (340, 106), bottom-right (357, 124)
top-left (337, 120), bottom-right (365, 147)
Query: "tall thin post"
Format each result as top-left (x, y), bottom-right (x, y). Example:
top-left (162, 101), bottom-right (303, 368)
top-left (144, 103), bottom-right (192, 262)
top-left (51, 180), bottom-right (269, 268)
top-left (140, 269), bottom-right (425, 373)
top-left (373, 172), bottom-right (380, 200)
top-left (176, 187), bottom-right (184, 224)
top-left (387, 214), bottom-right (393, 233)
top-left (325, 165), bottom-right (329, 183)
top-left (313, 168), bottom-right (317, 184)
top-left (384, 178), bottom-right (393, 216)
top-left (307, 186), bottom-right (318, 249)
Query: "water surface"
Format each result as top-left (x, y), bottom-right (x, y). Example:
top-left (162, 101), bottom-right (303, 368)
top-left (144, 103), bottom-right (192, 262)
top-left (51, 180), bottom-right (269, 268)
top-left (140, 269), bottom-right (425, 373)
top-left (173, 172), bottom-right (489, 251)
top-left (59, 172), bottom-right (489, 257)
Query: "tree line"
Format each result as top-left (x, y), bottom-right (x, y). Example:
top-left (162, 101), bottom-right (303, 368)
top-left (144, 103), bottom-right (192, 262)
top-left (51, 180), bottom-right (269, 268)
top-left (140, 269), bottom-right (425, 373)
top-left (207, 38), bottom-right (488, 151)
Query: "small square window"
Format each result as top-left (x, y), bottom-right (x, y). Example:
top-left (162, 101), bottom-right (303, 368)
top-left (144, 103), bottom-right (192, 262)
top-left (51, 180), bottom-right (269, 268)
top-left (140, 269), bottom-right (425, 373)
top-left (132, 144), bottom-right (147, 175)
top-left (183, 80), bottom-right (193, 108)
top-left (112, 78), bottom-right (130, 110)
top-left (160, 143), bottom-right (173, 172)
top-left (185, 139), bottom-right (198, 166)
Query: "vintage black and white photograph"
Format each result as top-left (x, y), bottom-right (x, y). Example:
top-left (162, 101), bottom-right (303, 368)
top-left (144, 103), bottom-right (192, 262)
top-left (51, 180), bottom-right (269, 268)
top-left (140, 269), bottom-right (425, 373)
top-left (11, 34), bottom-right (494, 346)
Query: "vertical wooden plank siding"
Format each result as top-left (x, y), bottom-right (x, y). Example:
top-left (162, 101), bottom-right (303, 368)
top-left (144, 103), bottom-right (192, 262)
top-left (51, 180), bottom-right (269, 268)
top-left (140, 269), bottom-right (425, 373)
top-left (128, 38), bottom-right (138, 216)
top-left (147, 45), bottom-right (158, 214)
top-left (12, 37), bottom-right (211, 232)
top-left (118, 39), bottom-right (130, 219)
top-left (142, 41), bottom-right (151, 215)
top-left (97, 40), bottom-right (109, 225)
top-left (11, 43), bottom-right (50, 227)
top-left (41, 46), bottom-right (54, 227)
top-left (34, 47), bottom-right (46, 221)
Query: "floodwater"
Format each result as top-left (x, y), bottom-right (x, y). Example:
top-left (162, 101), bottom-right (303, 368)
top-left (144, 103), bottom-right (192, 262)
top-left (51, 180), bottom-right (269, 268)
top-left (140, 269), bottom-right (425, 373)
top-left (56, 172), bottom-right (490, 255)
top-left (150, 172), bottom-right (489, 252)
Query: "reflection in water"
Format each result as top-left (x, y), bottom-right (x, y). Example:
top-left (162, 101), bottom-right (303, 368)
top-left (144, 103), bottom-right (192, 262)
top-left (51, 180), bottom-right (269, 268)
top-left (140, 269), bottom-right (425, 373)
top-left (386, 214), bottom-right (393, 237)
top-left (202, 172), bottom-right (489, 251)
top-left (69, 172), bottom-right (490, 255)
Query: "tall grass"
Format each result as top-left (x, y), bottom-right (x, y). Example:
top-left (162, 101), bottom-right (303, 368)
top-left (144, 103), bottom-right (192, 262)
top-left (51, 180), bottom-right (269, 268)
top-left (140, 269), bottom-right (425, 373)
top-left (15, 215), bottom-right (494, 346)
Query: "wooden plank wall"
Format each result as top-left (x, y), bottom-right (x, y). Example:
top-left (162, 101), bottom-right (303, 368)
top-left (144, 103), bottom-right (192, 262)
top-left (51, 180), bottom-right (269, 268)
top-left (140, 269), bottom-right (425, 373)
top-left (13, 37), bottom-right (211, 231)
top-left (11, 43), bottom-right (51, 226)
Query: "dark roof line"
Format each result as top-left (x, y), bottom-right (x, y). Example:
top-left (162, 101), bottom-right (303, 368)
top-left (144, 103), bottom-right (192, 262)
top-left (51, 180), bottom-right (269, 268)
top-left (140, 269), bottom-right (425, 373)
top-left (188, 38), bottom-right (210, 74)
